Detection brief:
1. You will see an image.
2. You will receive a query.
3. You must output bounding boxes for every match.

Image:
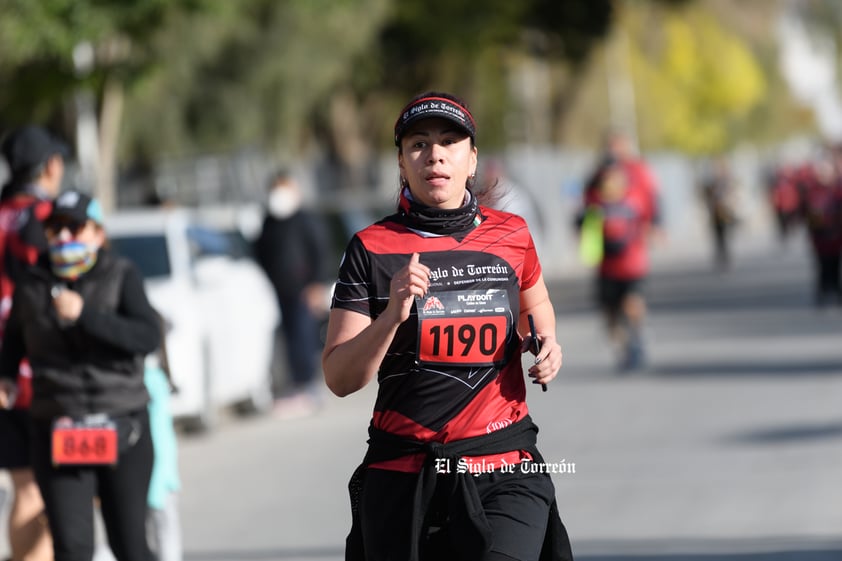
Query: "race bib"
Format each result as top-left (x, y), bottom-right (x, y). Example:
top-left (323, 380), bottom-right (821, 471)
top-left (51, 415), bottom-right (118, 466)
top-left (416, 289), bottom-right (512, 367)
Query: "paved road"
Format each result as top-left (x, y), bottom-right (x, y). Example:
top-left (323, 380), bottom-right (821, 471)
top-left (2, 232), bottom-right (842, 560)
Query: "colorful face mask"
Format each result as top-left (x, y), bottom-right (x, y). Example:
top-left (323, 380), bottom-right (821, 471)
top-left (48, 240), bottom-right (98, 280)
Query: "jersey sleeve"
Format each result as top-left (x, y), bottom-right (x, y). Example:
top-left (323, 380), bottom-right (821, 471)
top-left (520, 224), bottom-right (542, 291)
top-left (330, 234), bottom-right (373, 317)
top-left (5, 200), bottom-right (50, 283)
top-left (637, 161), bottom-right (662, 225)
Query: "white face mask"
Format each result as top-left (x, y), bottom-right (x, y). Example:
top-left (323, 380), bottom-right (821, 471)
top-left (268, 187), bottom-right (301, 219)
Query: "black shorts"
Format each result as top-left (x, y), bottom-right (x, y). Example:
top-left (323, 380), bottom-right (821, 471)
top-left (597, 276), bottom-right (644, 312)
top-left (0, 408), bottom-right (32, 469)
top-left (360, 463), bottom-right (557, 561)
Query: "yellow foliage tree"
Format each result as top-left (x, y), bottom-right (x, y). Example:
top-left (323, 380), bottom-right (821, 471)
top-left (626, 4), bottom-right (767, 154)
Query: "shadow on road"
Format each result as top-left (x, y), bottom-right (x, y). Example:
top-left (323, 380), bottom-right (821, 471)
top-left (573, 537), bottom-right (842, 561)
top-left (185, 546), bottom-right (343, 560)
top-left (723, 420), bottom-right (842, 445)
top-left (578, 551), bottom-right (842, 561)
top-left (652, 359), bottom-right (842, 378)
top-left (180, 543), bottom-right (842, 561)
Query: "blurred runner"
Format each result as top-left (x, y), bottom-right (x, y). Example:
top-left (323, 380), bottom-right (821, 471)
top-left (0, 124), bottom-right (69, 561)
top-left (581, 129), bottom-right (661, 372)
top-left (698, 157), bottom-right (739, 270)
top-left (765, 163), bottom-right (802, 244)
top-left (799, 154), bottom-right (842, 308)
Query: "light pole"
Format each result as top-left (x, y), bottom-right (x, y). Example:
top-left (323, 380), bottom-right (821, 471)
top-left (73, 41), bottom-right (101, 199)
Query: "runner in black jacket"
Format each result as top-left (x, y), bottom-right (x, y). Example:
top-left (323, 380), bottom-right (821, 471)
top-left (0, 190), bottom-right (161, 561)
top-left (322, 92), bottom-right (573, 561)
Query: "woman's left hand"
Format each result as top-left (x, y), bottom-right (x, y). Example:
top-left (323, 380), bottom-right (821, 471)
top-left (53, 288), bottom-right (84, 323)
top-left (522, 334), bottom-right (562, 387)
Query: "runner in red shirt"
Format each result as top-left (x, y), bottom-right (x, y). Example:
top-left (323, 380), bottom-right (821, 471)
top-left (582, 129), bottom-right (661, 371)
top-left (766, 164), bottom-right (802, 243)
top-left (323, 92), bottom-right (573, 561)
top-left (0, 124), bottom-right (68, 561)
top-left (799, 156), bottom-right (842, 307)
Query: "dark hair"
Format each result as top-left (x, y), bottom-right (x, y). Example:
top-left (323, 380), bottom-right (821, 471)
top-left (267, 168), bottom-right (293, 191)
top-left (474, 159), bottom-right (509, 209)
top-left (1, 125), bottom-right (68, 186)
top-left (0, 162), bottom-right (48, 200)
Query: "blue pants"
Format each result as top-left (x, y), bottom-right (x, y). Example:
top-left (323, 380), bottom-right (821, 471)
top-left (278, 293), bottom-right (321, 387)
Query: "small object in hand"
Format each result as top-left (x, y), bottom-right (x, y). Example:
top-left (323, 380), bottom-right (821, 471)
top-left (528, 314), bottom-right (548, 392)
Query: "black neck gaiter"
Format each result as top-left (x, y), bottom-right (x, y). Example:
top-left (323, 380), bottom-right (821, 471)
top-left (397, 188), bottom-right (481, 237)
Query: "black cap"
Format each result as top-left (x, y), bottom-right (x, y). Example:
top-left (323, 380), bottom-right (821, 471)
top-left (1, 125), bottom-right (70, 180)
top-left (394, 95), bottom-right (476, 147)
top-left (48, 190), bottom-right (104, 226)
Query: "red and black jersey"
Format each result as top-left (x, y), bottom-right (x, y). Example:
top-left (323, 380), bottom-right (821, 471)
top-left (0, 191), bottom-right (51, 409)
top-left (584, 159), bottom-right (659, 281)
top-left (332, 206), bottom-right (541, 470)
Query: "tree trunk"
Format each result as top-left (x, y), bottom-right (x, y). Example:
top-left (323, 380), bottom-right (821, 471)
top-left (327, 90), bottom-right (370, 191)
top-left (97, 75), bottom-right (124, 213)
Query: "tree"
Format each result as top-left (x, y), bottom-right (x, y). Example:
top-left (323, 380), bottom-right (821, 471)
top-left (366, 0), bottom-right (614, 148)
top-left (630, 3), bottom-right (767, 154)
top-left (558, 1), bottom-right (787, 153)
top-left (0, 0), bottom-right (211, 208)
top-left (0, 0), bottom-right (619, 197)
top-left (4, 0), bottom-right (801, 203)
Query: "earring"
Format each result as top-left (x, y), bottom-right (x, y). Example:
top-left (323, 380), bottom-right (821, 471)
top-left (400, 176), bottom-right (409, 189)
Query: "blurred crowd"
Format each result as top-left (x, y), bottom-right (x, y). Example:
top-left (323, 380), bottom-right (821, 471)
top-left (764, 143), bottom-right (842, 308)
top-left (0, 126), bottom-right (182, 561)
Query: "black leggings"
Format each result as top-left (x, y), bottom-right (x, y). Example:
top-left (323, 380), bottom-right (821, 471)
top-left (30, 410), bottom-right (154, 561)
top-left (814, 253), bottom-right (841, 303)
top-left (360, 465), bottom-right (556, 561)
